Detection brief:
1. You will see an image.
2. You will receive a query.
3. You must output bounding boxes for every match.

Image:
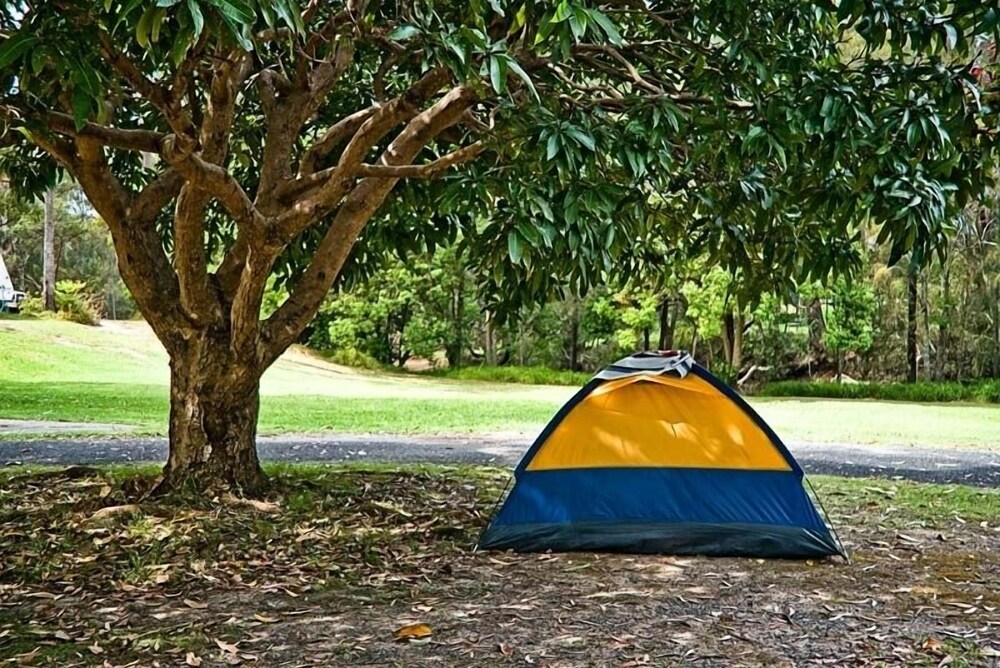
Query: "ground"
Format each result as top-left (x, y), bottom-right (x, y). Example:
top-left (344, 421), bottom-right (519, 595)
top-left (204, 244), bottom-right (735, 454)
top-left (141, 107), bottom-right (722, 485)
top-left (3, 318), bottom-right (1000, 666)
top-left (2, 318), bottom-right (1000, 449)
top-left (1, 464), bottom-right (998, 667)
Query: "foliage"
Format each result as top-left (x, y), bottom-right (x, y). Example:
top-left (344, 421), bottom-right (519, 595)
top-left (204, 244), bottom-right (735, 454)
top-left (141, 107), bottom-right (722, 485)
top-left (823, 279), bottom-right (877, 360)
top-left (0, 181), bottom-right (134, 318)
top-left (424, 364), bottom-right (591, 387)
top-left (758, 379), bottom-right (1000, 404)
top-left (19, 280), bottom-right (102, 325)
top-left (3, 0), bottom-right (1000, 489)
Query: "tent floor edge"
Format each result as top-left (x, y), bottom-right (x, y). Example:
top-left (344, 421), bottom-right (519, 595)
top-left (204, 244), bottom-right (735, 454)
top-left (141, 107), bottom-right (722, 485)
top-left (478, 521), bottom-right (841, 560)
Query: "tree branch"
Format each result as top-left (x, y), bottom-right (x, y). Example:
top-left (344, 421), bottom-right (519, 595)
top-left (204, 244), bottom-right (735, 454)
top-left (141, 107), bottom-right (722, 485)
top-left (262, 85), bottom-right (477, 360)
top-left (356, 141), bottom-right (485, 178)
top-left (297, 107), bottom-right (377, 177)
top-left (98, 31), bottom-right (194, 137)
top-left (161, 135), bottom-right (267, 231)
top-left (44, 112), bottom-right (164, 153)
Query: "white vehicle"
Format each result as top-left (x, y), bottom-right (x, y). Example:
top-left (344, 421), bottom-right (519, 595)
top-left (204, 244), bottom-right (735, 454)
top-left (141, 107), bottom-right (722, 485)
top-left (0, 250), bottom-right (26, 313)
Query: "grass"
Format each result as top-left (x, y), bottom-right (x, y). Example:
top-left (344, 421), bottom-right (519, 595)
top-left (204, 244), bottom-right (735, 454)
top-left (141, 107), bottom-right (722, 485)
top-left (760, 379), bottom-right (1000, 404)
top-left (3, 317), bottom-right (1000, 450)
top-left (0, 381), bottom-right (558, 435)
top-left (752, 396), bottom-right (1000, 449)
top-left (1, 463), bottom-right (998, 666)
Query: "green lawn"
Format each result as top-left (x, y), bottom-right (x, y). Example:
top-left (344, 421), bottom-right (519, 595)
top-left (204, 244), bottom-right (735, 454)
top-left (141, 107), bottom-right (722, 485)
top-left (2, 318), bottom-right (1000, 449)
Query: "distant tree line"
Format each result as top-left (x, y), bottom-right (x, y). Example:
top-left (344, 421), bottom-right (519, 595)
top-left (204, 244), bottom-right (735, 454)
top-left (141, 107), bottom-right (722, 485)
top-left (305, 210), bottom-right (1000, 385)
top-left (0, 181), bottom-right (136, 320)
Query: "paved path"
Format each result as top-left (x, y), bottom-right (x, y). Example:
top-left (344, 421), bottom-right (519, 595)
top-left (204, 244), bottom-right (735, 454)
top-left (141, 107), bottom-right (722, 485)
top-left (1, 433), bottom-right (999, 487)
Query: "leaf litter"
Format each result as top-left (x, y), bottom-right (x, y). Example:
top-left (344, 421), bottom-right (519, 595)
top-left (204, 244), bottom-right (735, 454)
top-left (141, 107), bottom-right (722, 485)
top-left (0, 465), bottom-right (997, 666)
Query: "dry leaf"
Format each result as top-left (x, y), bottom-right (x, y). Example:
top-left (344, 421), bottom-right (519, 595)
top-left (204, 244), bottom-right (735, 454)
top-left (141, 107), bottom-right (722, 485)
top-left (222, 493), bottom-right (280, 513)
top-left (88, 504), bottom-right (141, 521)
top-left (392, 623), bottom-right (433, 642)
top-left (184, 599), bottom-right (209, 610)
top-left (499, 643), bottom-right (514, 656)
top-left (88, 643), bottom-right (103, 655)
top-left (185, 652), bottom-right (203, 667)
top-left (254, 613), bottom-right (278, 623)
top-left (215, 639), bottom-right (240, 654)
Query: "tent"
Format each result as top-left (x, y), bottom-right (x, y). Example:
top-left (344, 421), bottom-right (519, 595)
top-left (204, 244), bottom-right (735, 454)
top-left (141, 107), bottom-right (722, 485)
top-left (479, 351), bottom-right (845, 559)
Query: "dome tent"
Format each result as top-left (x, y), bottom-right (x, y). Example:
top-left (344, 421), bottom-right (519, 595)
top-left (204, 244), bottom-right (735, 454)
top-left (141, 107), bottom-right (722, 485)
top-left (479, 351), bottom-right (845, 559)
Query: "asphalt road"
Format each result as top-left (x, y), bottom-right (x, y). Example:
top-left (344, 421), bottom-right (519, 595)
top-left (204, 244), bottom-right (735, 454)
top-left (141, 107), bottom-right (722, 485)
top-left (2, 433), bottom-right (999, 487)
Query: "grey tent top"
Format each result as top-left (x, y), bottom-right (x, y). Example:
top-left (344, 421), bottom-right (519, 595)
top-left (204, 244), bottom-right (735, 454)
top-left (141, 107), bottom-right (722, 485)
top-left (594, 351), bottom-right (694, 380)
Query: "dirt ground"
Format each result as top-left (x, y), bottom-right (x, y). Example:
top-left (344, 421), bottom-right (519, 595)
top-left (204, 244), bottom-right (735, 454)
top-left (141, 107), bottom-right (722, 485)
top-left (1, 465), bottom-right (998, 667)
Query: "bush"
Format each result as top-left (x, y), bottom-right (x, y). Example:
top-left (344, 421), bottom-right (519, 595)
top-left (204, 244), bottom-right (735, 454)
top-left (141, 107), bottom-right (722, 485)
top-left (323, 348), bottom-right (386, 371)
top-left (756, 380), bottom-right (1000, 404)
top-left (425, 365), bottom-right (593, 386)
top-left (18, 281), bottom-right (102, 326)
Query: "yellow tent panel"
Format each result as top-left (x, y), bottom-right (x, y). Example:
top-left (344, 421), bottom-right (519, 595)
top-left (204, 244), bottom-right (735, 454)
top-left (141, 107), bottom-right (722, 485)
top-left (527, 374), bottom-right (791, 471)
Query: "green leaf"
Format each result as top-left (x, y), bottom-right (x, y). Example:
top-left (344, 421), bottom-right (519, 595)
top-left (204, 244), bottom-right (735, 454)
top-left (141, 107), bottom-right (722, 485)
top-left (504, 57), bottom-right (538, 101)
top-left (72, 89), bottom-right (92, 131)
top-left (150, 7), bottom-right (167, 43)
top-left (546, 133), bottom-right (561, 160)
top-left (135, 6), bottom-right (156, 49)
top-left (388, 25), bottom-right (421, 41)
top-left (489, 55), bottom-right (508, 94)
top-left (187, 0), bottom-right (204, 38)
top-left (565, 127), bottom-right (595, 151)
top-left (507, 230), bottom-right (523, 263)
top-left (552, 1), bottom-right (573, 23)
top-left (0, 33), bottom-right (37, 69)
top-left (205, 0), bottom-right (256, 25)
top-left (588, 9), bottom-right (622, 45)
top-left (942, 23), bottom-right (957, 51)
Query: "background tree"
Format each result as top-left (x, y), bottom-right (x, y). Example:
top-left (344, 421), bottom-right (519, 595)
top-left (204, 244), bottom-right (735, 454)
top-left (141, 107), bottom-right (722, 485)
top-left (41, 188), bottom-right (55, 311)
top-left (0, 0), bottom-right (996, 494)
top-left (822, 279), bottom-right (877, 381)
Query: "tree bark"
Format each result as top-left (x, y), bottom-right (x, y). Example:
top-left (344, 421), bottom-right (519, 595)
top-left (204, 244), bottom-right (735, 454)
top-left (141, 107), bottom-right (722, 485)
top-left (721, 309), bottom-right (744, 372)
top-left (42, 189), bottom-right (56, 311)
top-left (907, 264), bottom-right (918, 383)
top-left (157, 333), bottom-right (268, 495)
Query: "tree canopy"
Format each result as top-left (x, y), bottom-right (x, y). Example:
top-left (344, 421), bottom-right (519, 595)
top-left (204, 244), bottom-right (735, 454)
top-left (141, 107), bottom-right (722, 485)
top-left (0, 0), bottom-right (997, 492)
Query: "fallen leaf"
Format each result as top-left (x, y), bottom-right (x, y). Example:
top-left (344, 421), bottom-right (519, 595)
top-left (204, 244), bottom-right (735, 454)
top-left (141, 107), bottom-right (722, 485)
top-left (215, 639), bottom-right (240, 654)
top-left (186, 652), bottom-right (203, 666)
top-left (393, 623), bottom-right (432, 642)
top-left (88, 643), bottom-right (103, 655)
top-left (254, 613), bottom-right (278, 623)
top-left (88, 504), bottom-right (141, 521)
top-left (499, 643), bottom-right (514, 656)
top-left (184, 599), bottom-right (209, 610)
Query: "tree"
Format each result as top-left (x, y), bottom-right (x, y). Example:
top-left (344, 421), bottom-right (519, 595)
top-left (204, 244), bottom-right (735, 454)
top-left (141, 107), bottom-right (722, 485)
top-left (41, 188), bottom-right (55, 310)
top-left (823, 279), bottom-right (877, 381)
top-left (0, 1), bottom-right (995, 494)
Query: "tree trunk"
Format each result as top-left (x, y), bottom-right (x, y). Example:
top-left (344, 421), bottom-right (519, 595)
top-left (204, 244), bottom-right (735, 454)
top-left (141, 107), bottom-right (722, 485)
top-left (157, 334), bottom-right (268, 495)
top-left (657, 297), bottom-right (673, 350)
top-left (921, 270), bottom-right (932, 380)
top-left (806, 297), bottom-right (825, 357)
top-left (907, 264), bottom-right (918, 383)
top-left (42, 189), bottom-right (56, 312)
top-left (938, 265), bottom-right (950, 380)
top-left (642, 327), bottom-right (650, 351)
top-left (568, 305), bottom-right (580, 371)
top-left (484, 312), bottom-right (497, 366)
top-left (721, 309), bottom-right (744, 372)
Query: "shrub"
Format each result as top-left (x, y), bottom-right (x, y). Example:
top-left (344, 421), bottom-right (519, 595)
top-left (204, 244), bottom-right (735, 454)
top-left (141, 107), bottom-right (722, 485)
top-left (18, 281), bottom-right (102, 326)
top-left (425, 365), bottom-right (592, 386)
top-left (756, 380), bottom-right (1000, 404)
top-left (323, 348), bottom-right (386, 371)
